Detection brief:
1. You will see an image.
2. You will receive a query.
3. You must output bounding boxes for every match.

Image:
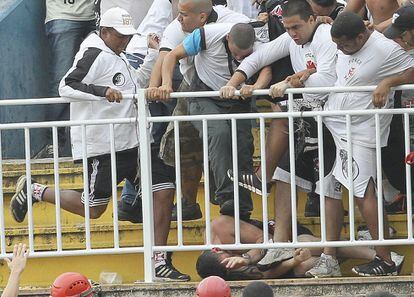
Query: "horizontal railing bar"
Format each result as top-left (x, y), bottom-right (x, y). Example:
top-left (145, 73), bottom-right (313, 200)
top-left (0, 118), bottom-right (136, 130)
top-left (149, 107), bottom-right (414, 123)
top-left (1, 84), bottom-right (414, 106)
top-left (152, 238), bottom-right (414, 252)
top-left (0, 247), bottom-right (144, 259)
top-left (2, 107), bottom-right (414, 130)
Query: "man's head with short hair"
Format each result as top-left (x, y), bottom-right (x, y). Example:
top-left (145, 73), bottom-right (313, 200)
top-left (178, 0), bottom-right (213, 33)
top-left (281, 0), bottom-right (318, 45)
top-left (282, 0), bottom-right (315, 21)
top-left (227, 23), bottom-right (256, 61)
top-left (331, 11), bottom-right (369, 55)
top-left (242, 281), bottom-right (273, 297)
top-left (196, 250), bottom-right (228, 279)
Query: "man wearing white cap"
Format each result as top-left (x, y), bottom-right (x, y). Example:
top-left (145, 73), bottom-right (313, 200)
top-left (10, 6), bottom-right (190, 282)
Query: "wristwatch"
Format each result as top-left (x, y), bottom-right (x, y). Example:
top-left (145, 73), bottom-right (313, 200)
top-left (241, 253), bottom-right (252, 264)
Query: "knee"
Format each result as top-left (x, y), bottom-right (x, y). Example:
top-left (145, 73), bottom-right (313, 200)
top-left (89, 206), bottom-right (106, 219)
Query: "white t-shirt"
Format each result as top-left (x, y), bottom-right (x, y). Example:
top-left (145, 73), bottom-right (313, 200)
top-left (237, 24), bottom-right (337, 108)
top-left (126, 0), bottom-right (173, 55)
top-left (160, 5), bottom-right (251, 84)
top-left (323, 31), bottom-right (414, 148)
top-left (45, 0), bottom-right (95, 23)
top-left (183, 23), bottom-right (263, 90)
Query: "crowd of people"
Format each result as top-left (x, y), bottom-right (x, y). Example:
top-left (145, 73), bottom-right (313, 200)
top-left (5, 0), bottom-right (414, 286)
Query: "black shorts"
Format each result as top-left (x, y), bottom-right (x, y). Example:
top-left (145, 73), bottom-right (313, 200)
top-left (79, 147), bottom-right (175, 207)
top-left (273, 115), bottom-right (339, 198)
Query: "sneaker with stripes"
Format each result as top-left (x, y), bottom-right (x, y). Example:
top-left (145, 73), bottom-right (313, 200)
top-left (10, 176), bottom-right (45, 223)
top-left (352, 256), bottom-right (397, 276)
top-left (154, 262), bottom-right (191, 282)
top-left (227, 169), bottom-right (270, 196)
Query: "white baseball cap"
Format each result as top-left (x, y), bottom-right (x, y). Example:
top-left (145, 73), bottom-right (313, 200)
top-left (100, 7), bottom-right (138, 36)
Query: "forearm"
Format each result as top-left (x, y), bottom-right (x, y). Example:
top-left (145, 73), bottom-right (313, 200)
top-left (226, 71), bottom-right (247, 88)
top-left (374, 18), bottom-right (392, 32)
top-left (1, 271), bottom-right (21, 297)
top-left (161, 52), bottom-right (179, 88)
top-left (149, 51), bottom-right (167, 88)
top-left (253, 66), bottom-right (272, 89)
top-left (381, 67), bottom-right (414, 87)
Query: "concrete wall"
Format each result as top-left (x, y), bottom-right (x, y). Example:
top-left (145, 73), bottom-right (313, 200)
top-left (0, 0), bottom-right (50, 158)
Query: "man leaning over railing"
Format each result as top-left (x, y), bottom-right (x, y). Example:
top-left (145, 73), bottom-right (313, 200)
top-left (220, 0), bottom-right (344, 278)
top-left (299, 12), bottom-right (414, 276)
top-left (157, 22), bottom-right (272, 221)
top-left (9, 7), bottom-right (190, 282)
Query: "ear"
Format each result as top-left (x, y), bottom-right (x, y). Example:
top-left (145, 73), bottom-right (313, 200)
top-left (226, 34), bottom-right (230, 41)
top-left (200, 12), bottom-right (208, 23)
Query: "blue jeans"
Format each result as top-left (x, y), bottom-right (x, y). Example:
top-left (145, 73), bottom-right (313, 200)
top-left (44, 19), bottom-right (96, 155)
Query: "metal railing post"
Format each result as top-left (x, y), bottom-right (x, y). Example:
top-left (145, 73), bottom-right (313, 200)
top-left (136, 89), bottom-right (155, 283)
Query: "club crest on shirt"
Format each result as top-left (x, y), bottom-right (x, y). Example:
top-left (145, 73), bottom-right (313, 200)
top-left (112, 72), bottom-right (126, 86)
top-left (344, 58), bottom-right (362, 81)
top-left (270, 5), bottom-right (283, 19)
top-left (305, 53), bottom-right (316, 69)
top-left (339, 149), bottom-right (360, 181)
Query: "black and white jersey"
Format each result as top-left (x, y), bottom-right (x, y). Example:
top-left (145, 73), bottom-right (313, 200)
top-left (59, 32), bottom-right (156, 160)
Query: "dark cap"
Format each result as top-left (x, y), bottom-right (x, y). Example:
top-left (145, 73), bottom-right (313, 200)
top-left (384, 4), bottom-right (414, 39)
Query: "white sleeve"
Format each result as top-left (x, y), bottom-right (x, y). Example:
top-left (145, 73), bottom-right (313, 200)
top-left (377, 44), bottom-right (414, 78)
top-left (59, 49), bottom-right (107, 101)
top-left (137, 0), bottom-right (172, 36)
top-left (237, 32), bottom-right (291, 79)
top-left (304, 28), bottom-right (338, 88)
top-left (134, 49), bottom-right (159, 88)
top-left (160, 20), bottom-right (186, 51)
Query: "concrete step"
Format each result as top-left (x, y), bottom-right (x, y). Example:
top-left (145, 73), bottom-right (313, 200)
top-left (18, 277), bottom-right (414, 297)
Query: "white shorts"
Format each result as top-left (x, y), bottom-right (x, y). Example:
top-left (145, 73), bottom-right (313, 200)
top-left (273, 167), bottom-right (343, 200)
top-left (330, 136), bottom-right (377, 198)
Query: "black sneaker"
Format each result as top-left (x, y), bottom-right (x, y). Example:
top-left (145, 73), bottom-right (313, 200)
top-left (10, 176), bottom-right (39, 223)
top-left (352, 256), bottom-right (397, 276)
top-left (227, 169), bottom-right (271, 196)
top-left (117, 200), bottom-right (142, 223)
top-left (154, 262), bottom-right (191, 282)
top-left (171, 200), bottom-right (202, 221)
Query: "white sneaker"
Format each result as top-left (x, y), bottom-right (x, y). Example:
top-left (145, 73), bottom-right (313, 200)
top-left (257, 247), bottom-right (295, 271)
top-left (305, 253), bottom-right (342, 278)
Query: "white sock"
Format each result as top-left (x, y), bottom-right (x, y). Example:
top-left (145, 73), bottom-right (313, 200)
top-left (154, 251), bottom-right (167, 269)
top-left (31, 183), bottom-right (47, 201)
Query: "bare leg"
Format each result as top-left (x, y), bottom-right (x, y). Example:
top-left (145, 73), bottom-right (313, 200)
top-left (153, 189), bottom-right (175, 245)
top-left (42, 187), bottom-right (107, 219)
top-left (323, 197), bottom-right (344, 258)
top-left (180, 162), bottom-right (202, 205)
top-left (258, 104), bottom-right (289, 182)
top-left (354, 179), bottom-right (392, 263)
top-left (273, 181), bottom-right (293, 242)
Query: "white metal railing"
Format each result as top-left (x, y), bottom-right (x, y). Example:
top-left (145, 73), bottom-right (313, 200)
top-left (0, 85), bottom-right (414, 283)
